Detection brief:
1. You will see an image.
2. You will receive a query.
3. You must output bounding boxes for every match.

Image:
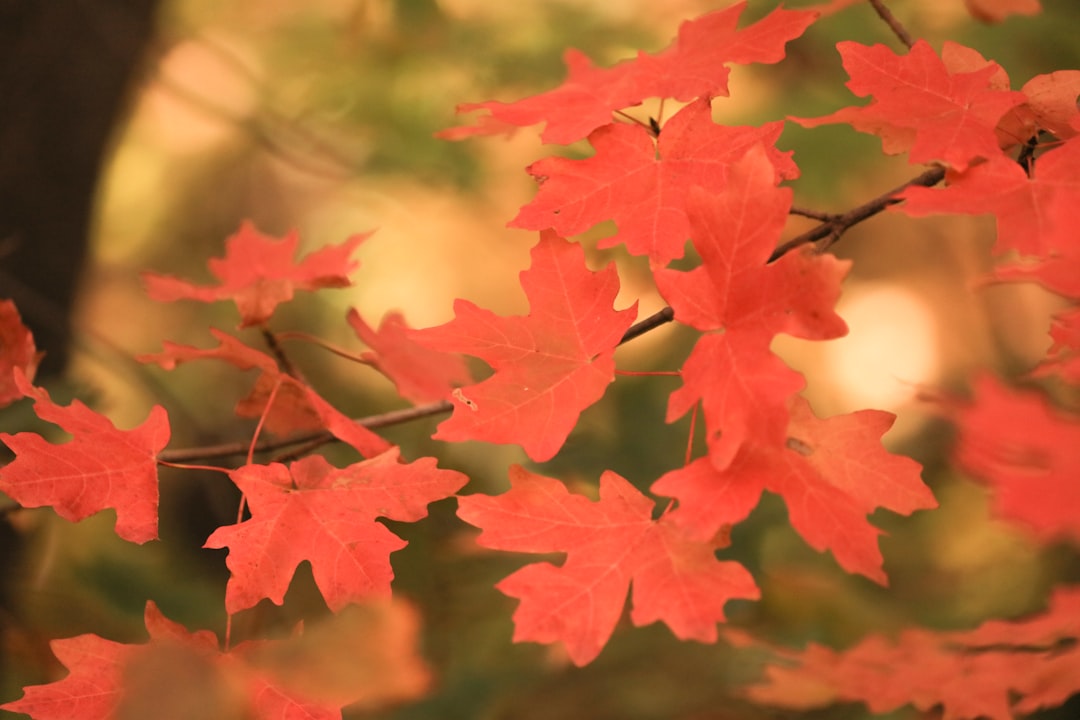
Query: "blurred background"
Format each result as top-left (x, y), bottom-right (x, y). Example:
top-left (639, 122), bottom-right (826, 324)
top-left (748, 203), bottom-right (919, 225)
top-left (2, 0), bottom-right (1080, 717)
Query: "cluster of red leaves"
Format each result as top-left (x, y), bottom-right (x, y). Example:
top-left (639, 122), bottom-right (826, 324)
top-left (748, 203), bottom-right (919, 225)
top-left (0, 225), bottom-right (466, 718)
top-left (3, 601), bottom-right (430, 720)
top-left (429, 0), bottom-right (938, 665)
top-left (0, 0), bottom-right (1077, 718)
top-left (426, 0), bottom-right (1080, 712)
top-left (720, 7), bottom-right (1080, 718)
top-left (746, 585), bottom-right (1080, 719)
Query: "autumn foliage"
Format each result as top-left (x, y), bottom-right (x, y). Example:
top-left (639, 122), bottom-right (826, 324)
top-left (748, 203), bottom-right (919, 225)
top-left (3, 0), bottom-right (1080, 718)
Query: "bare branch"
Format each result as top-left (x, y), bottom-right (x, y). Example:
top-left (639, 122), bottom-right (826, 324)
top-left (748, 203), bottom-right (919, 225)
top-left (867, 0), bottom-right (915, 49)
top-left (158, 401), bottom-right (452, 463)
top-left (768, 165), bottom-right (945, 262)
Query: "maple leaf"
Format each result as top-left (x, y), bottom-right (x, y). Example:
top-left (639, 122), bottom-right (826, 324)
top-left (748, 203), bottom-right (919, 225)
top-left (667, 330), bottom-right (807, 470)
top-left (139, 329), bottom-right (391, 458)
top-left (652, 149), bottom-right (849, 467)
top-left (410, 231), bottom-right (636, 462)
top-left (897, 135), bottom-right (1080, 258)
top-left (950, 374), bottom-right (1080, 544)
top-left (346, 308), bottom-right (471, 404)
top-left (746, 586), bottom-right (1080, 720)
top-left (511, 99), bottom-right (798, 266)
top-left (0, 370), bottom-right (169, 544)
top-left (0, 601), bottom-right (358, 720)
top-left (142, 221), bottom-right (369, 327)
top-left (964, 0), bottom-right (1041, 23)
top-left (654, 396), bottom-right (935, 584)
top-left (629, 2), bottom-right (819, 104)
top-left (205, 448), bottom-right (467, 613)
top-left (440, 2), bottom-right (817, 145)
top-left (991, 250), bottom-right (1080, 300)
top-left (999, 70), bottom-right (1080, 142)
top-left (0, 299), bottom-right (42, 408)
top-left (244, 600), bottom-right (431, 711)
top-left (795, 40), bottom-right (1026, 170)
top-left (0, 628), bottom-right (135, 720)
top-left (438, 50), bottom-right (641, 146)
top-left (456, 465), bottom-right (759, 666)
top-left (1031, 306), bottom-right (1080, 383)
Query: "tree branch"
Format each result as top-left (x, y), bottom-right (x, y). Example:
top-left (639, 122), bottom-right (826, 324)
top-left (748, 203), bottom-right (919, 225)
top-left (768, 165), bottom-right (945, 263)
top-left (158, 401), bottom-right (452, 463)
top-left (867, 0), bottom-right (915, 49)
top-left (620, 306), bottom-right (675, 344)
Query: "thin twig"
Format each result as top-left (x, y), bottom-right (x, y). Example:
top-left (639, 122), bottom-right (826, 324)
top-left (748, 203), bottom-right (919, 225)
top-left (768, 165), bottom-right (945, 263)
top-left (158, 400), bottom-right (452, 463)
top-left (789, 205), bottom-right (839, 222)
top-left (867, 0), bottom-right (915, 49)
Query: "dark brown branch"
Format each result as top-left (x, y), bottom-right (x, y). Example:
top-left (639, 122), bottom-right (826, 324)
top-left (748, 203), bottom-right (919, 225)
top-left (619, 306), bottom-right (675, 344)
top-left (949, 638), bottom-right (1077, 655)
top-left (158, 400), bottom-right (452, 463)
top-left (768, 165), bottom-right (945, 263)
top-left (867, 0), bottom-right (915, 49)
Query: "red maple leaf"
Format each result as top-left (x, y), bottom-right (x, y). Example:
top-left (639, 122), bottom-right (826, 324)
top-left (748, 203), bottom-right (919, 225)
top-left (795, 40), bottom-right (1025, 170)
top-left (897, 135), bottom-right (1080, 257)
top-left (1031, 307), bottom-right (1080, 383)
top-left (438, 49), bottom-right (641, 146)
top-left (205, 448), bottom-right (467, 613)
top-left (510, 99), bottom-right (798, 266)
top-left (746, 586), bottom-right (1080, 720)
top-left (0, 370), bottom-right (170, 544)
top-left (0, 299), bottom-right (42, 408)
top-left (964, 0), bottom-right (1042, 23)
top-left (0, 627), bottom-right (136, 720)
top-left (346, 308), bottom-right (471, 404)
top-left (0, 602), bottom-right (348, 719)
top-left (951, 374), bottom-right (1080, 545)
top-left (999, 70), bottom-right (1080, 142)
top-left (991, 247), bottom-right (1080, 300)
top-left (410, 231), bottom-right (636, 462)
top-left (439, 2), bottom-right (817, 145)
top-left (631, 2), bottom-right (819, 103)
top-left (652, 148), bottom-right (849, 467)
top-left (654, 396), bottom-right (935, 584)
top-left (139, 329), bottom-right (391, 458)
top-left (667, 329), bottom-right (807, 470)
top-left (142, 221), bottom-right (368, 327)
top-left (456, 465), bottom-right (759, 666)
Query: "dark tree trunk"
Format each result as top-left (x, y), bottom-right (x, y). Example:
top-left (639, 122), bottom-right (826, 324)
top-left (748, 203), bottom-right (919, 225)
top-left (0, 0), bottom-right (162, 375)
top-left (0, 0), bottom-right (163, 690)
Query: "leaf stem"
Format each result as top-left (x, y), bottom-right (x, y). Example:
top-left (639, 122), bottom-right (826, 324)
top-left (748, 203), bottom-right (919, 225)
top-left (613, 109), bottom-right (653, 132)
top-left (276, 330), bottom-right (373, 365)
top-left (157, 459), bottom-right (231, 474)
top-left (248, 376), bottom-right (283, 466)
